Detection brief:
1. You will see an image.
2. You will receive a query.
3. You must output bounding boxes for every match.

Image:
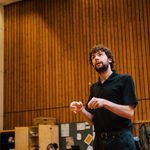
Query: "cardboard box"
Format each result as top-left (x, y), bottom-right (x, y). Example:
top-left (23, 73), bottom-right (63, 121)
top-left (33, 117), bottom-right (56, 125)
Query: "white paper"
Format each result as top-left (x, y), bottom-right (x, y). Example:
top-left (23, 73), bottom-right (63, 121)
top-left (61, 124), bottom-right (69, 137)
top-left (86, 145), bottom-right (93, 150)
top-left (66, 136), bottom-right (74, 149)
top-left (77, 133), bottom-right (82, 140)
top-left (85, 122), bottom-right (91, 129)
top-left (85, 125), bottom-right (91, 129)
top-left (92, 131), bottom-right (95, 139)
top-left (85, 122), bottom-right (89, 125)
top-left (77, 122), bottom-right (85, 131)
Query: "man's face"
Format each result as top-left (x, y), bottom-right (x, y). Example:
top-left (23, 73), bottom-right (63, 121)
top-left (91, 51), bottom-right (111, 73)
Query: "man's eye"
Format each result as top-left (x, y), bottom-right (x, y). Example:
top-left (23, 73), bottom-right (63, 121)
top-left (92, 56), bottom-right (95, 59)
top-left (98, 53), bottom-right (102, 56)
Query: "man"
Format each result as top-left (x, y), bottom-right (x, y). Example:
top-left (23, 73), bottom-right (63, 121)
top-left (70, 44), bottom-right (137, 150)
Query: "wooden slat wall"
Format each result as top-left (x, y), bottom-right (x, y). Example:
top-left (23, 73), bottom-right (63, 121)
top-left (4, 0), bottom-right (150, 134)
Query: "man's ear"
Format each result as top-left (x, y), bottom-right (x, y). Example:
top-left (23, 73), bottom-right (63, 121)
top-left (108, 58), bottom-right (112, 63)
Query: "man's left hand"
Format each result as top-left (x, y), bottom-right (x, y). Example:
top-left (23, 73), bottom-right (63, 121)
top-left (88, 97), bottom-right (104, 109)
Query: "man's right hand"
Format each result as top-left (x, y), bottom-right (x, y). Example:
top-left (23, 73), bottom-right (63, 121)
top-left (70, 101), bottom-right (83, 114)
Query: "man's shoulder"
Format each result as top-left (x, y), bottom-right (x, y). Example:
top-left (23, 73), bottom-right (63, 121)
top-left (115, 73), bottom-right (134, 85)
top-left (90, 81), bottom-right (99, 89)
top-left (115, 73), bottom-right (132, 79)
top-left (92, 81), bottom-right (99, 86)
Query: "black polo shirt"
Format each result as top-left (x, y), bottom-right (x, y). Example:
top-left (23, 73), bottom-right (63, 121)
top-left (86, 71), bottom-right (137, 133)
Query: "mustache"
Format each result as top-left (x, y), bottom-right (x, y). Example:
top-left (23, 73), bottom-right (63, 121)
top-left (95, 61), bottom-right (103, 65)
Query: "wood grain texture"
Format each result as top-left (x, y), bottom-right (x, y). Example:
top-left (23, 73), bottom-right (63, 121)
top-left (3, 0), bottom-right (150, 135)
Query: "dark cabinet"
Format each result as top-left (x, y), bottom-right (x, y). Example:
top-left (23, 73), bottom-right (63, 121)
top-left (0, 130), bottom-right (15, 150)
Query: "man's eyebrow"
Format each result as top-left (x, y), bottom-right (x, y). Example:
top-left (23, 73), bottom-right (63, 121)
top-left (96, 51), bottom-right (103, 54)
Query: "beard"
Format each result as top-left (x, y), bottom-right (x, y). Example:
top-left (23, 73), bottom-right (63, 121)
top-left (94, 63), bottom-right (109, 73)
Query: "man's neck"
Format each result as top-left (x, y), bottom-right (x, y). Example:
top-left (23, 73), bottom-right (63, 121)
top-left (99, 68), bottom-right (113, 83)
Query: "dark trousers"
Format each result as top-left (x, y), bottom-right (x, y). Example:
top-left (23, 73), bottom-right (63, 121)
top-left (93, 130), bottom-right (136, 150)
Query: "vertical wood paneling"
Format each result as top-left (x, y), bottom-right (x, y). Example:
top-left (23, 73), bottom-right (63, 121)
top-left (3, 0), bottom-right (150, 134)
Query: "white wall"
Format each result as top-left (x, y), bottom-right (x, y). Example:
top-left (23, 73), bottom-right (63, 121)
top-left (0, 5), bottom-right (4, 130)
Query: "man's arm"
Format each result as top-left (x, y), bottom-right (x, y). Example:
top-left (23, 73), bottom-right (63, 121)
top-left (103, 100), bottom-right (134, 119)
top-left (79, 108), bottom-right (94, 125)
top-left (88, 97), bottom-right (134, 120)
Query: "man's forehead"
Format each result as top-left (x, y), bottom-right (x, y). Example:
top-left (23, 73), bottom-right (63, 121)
top-left (92, 50), bottom-right (105, 55)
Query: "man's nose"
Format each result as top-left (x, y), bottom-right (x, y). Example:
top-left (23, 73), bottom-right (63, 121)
top-left (95, 55), bottom-right (99, 60)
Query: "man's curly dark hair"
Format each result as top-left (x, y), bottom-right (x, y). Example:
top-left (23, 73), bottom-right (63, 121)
top-left (89, 44), bottom-right (115, 69)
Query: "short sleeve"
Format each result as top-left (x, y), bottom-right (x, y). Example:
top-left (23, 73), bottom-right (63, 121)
top-left (122, 75), bottom-right (137, 107)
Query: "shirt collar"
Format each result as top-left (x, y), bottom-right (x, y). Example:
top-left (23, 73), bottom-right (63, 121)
top-left (98, 70), bottom-right (117, 84)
